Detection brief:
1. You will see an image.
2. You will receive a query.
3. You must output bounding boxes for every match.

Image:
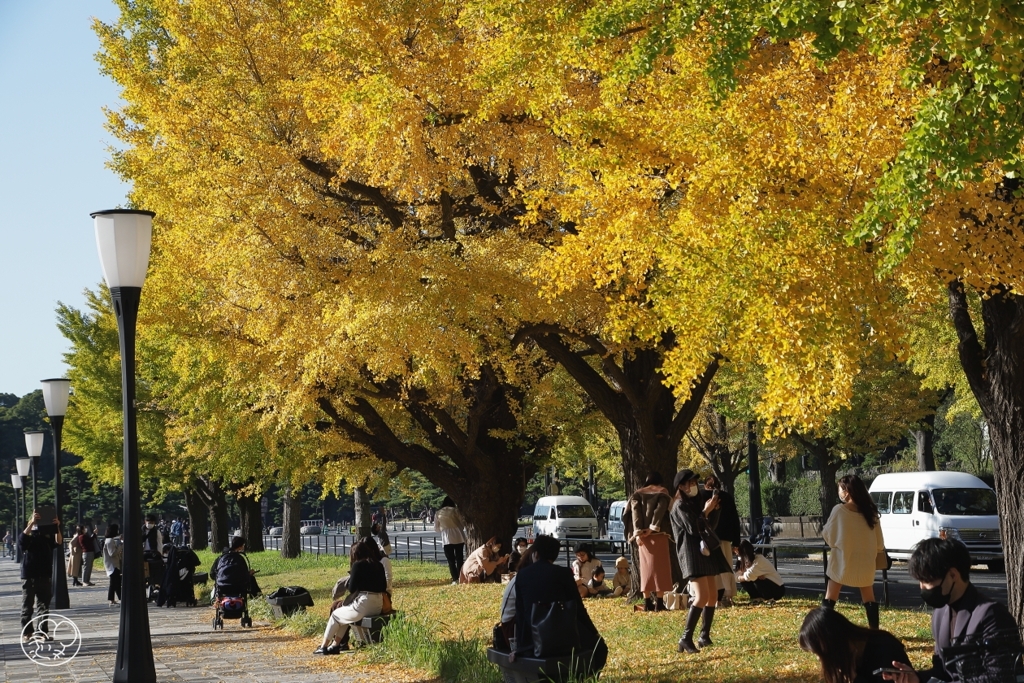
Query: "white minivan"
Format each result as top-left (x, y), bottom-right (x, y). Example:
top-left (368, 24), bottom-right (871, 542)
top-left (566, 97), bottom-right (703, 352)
top-left (607, 500), bottom-right (629, 542)
top-left (532, 496), bottom-right (599, 540)
top-left (869, 472), bottom-right (1002, 569)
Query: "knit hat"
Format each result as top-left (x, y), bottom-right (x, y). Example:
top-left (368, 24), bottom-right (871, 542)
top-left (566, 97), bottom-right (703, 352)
top-left (673, 468), bottom-right (699, 492)
top-left (615, 556), bottom-right (629, 569)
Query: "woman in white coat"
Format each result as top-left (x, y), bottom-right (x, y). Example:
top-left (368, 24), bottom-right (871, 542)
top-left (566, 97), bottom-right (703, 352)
top-left (434, 497), bottom-right (467, 584)
top-left (821, 474), bottom-right (885, 629)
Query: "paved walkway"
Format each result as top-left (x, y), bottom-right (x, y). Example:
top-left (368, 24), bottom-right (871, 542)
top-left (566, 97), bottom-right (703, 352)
top-left (0, 555), bottom-right (364, 682)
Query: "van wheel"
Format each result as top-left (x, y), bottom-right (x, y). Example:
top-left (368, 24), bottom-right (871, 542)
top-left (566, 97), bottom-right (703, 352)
top-left (986, 561), bottom-right (1005, 573)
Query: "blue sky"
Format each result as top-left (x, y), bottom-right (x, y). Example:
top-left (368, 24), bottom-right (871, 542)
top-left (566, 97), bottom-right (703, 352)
top-left (0, 1), bottom-right (129, 398)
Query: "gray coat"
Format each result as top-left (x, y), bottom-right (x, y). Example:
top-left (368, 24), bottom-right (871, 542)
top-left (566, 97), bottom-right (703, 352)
top-left (670, 498), bottom-right (731, 581)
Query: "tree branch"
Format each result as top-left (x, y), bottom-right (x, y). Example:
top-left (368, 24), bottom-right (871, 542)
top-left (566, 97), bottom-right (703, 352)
top-left (947, 279), bottom-right (994, 416)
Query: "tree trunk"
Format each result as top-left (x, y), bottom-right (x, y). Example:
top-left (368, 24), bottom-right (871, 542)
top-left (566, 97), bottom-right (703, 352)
top-left (817, 453), bottom-right (840, 520)
top-left (522, 329), bottom-right (718, 498)
top-left (949, 281), bottom-right (1024, 622)
top-left (769, 455), bottom-right (787, 484)
top-left (452, 470), bottom-right (525, 553)
top-left (183, 484), bottom-right (208, 551)
top-left (354, 485), bottom-right (372, 540)
top-left (208, 481), bottom-right (229, 553)
top-left (281, 484), bottom-right (302, 559)
top-left (913, 411), bottom-right (937, 471)
top-left (237, 491), bottom-right (264, 552)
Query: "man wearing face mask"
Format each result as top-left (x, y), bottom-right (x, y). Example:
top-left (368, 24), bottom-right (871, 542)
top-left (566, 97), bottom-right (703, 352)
top-left (882, 538), bottom-right (1019, 682)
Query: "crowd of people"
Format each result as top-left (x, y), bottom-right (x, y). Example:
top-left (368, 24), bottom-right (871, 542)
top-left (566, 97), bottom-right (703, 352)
top-left (10, 474), bottom-right (1021, 682)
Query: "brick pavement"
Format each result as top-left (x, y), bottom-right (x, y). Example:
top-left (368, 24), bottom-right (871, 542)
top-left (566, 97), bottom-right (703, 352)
top-left (0, 554), bottom-right (366, 682)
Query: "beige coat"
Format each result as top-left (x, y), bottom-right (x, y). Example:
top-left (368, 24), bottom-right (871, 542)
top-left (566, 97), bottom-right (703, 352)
top-left (628, 486), bottom-right (672, 541)
top-left (822, 504), bottom-right (885, 588)
top-left (67, 535), bottom-right (84, 578)
top-left (459, 544), bottom-right (502, 584)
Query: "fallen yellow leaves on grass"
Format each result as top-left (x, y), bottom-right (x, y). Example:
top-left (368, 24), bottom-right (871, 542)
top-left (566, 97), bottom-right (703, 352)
top-left (260, 560), bottom-right (934, 682)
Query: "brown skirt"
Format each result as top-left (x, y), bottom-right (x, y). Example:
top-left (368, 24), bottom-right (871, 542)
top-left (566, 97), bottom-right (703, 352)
top-left (637, 533), bottom-right (673, 593)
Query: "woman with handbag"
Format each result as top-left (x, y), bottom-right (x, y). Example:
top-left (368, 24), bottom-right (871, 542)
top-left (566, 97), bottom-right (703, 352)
top-left (68, 526), bottom-right (84, 587)
top-left (628, 472), bottom-right (674, 611)
top-left (821, 474), bottom-right (885, 629)
top-left (670, 469), bottom-right (732, 653)
top-left (315, 539), bottom-right (387, 655)
top-left (513, 535), bottom-right (607, 677)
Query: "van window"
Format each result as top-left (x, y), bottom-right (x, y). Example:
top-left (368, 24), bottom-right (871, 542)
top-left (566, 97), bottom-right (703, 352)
top-left (932, 489), bottom-right (997, 516)
top-left (871, 492), bottom-right (892, 514)
top-left (534, 506), bottom-right (549, 520)
top-left (609, 507), bottom-right (621, 522)
top-left (917, 491), bottom-right (933, 514)
top-left (892, 492), bottom-right (914, 514)
top-left (555, 505), bottom-right (594, 519)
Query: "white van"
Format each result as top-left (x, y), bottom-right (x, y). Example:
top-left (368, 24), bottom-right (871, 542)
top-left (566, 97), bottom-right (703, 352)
top-left (607, 500), bottom-right (629, 542)
top-left (532, 496), bottom-right (598, 540)
top-left (868, 472), bottom-right (1002, 568)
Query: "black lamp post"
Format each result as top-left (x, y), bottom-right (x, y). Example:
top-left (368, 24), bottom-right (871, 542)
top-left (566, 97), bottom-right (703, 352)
top-left (12, 472), bottom-right (24, 563)
top-left (24, 430), bottom-right (45, 511)
top-left (42, 378), bottom-right (72, 609)
top-left (93, 208), bottom-right (156, 683)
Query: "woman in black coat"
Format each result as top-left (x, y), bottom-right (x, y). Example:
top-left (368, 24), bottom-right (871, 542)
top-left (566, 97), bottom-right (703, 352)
top-left (670, 469), bottom-right (731, 653)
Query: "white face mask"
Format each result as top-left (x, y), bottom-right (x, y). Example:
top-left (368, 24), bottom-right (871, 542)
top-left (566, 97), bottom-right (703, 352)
top-left (685, 485), bottom-right (699, 498)
top-left (838, 489), bottom-right (848, 503)
top-left (145, 523), bottom-right (154, 529)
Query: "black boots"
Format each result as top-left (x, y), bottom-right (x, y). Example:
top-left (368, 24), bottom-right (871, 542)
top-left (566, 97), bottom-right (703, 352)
top-left (678, 606), bottom-right (702, 653)
top-left (821, 598), bottom-right (836, 610)
top-left (864, 601), bottom-right (880, 630)
top-left (696, 606), bottom-right (716, 648)
top-left (655, 597), bottom-right (667, 612)
top-left (644, 597), bottom-right (655, 612)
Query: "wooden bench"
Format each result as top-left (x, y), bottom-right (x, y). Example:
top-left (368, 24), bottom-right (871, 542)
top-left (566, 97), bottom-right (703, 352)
top-left (351, 612), bottom-right (396, 645)
top-left (486, 647), bottom-right (592, 683)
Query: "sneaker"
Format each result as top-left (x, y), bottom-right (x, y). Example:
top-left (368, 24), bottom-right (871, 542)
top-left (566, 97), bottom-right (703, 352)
top-left (325, 643), bottom-right (349, 654)
top-left (313, 646), bottom-right (328, 655)
top-left (85, 582), bottom-right (95, 586)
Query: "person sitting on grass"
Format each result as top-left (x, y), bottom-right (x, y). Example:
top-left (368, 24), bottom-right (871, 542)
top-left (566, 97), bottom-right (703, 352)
top-left (584, 566), bottom-right (613, 597)
top-left (509, 537), bottom-right (529, 572)
top-left (734, 539), bottom-right (786, 604)
top-left (611, 556), bottom-right (630, 597)
top-left (459, 537), bottom-right (508, 584)
top-left (572, 543), bottom-right (603, 599)
top-left (315, 539), bottom-right (387, 655)
top-left (881, 537), bottom-right (1020, 683)
top-left (800, 607), bottom-right (911, 683)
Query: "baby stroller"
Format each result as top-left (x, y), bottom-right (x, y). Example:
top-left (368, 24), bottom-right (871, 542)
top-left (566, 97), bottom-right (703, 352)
top-left (212, 551), bottom-right (256, 629)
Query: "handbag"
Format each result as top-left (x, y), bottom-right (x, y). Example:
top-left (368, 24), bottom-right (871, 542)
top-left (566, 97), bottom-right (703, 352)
top-left (530, 601), bottom-right (580, 658)
top-left (875, 550), bottom-right (892, 571)
top-left (697, 517), bottom-right (721, 549)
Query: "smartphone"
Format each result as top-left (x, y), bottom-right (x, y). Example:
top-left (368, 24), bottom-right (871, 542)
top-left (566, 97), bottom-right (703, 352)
top-left (872, 667), bottom-right (904, 676)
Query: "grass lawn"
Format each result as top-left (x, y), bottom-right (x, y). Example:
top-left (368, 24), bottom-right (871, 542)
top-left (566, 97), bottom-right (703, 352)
top-left (188, 549), bottom-right (935, 682)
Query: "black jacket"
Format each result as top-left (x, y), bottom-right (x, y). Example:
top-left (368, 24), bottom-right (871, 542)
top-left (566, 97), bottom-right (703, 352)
top-left (20, 532), bottom-right (57, 580)
top-left (348, 559), bottom-right (387, 595)
top-left (670, 498), bottom-right (731, 580)
top-left (513, 560), bottom-right (602, 659)
top-left (917, 584), bottom-right (1020, 683)
top-left (709, 490), bottom-right (742, 546)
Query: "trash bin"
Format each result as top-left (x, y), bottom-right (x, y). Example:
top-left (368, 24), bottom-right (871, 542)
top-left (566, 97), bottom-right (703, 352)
top-left (266, 586), bottom-right (315, 618)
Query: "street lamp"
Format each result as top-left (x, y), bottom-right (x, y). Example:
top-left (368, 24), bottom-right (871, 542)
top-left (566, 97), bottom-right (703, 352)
top-left (12, 473), bottom-right (24, 563)
top-left (92, 208), bottom-right (156, 683)
top-left (42, 378), bottom-right (72, 609)
top-left (24, 430), bottom-right (45, 511)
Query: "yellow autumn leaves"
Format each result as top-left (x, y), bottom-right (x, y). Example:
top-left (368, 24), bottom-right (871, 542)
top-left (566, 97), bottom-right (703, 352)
top-left (94, 0), bottom-right (1024, 471)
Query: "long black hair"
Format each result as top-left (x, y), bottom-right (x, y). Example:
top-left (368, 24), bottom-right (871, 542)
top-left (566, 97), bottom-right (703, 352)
top-left (798, 608), bottom-right (876, 683)
top-left (440, 496), bottom-right (456, 509)
top-left (737, 539), bottom-right (757, 571)
top-left (838, 475), bottom-right (879, 529)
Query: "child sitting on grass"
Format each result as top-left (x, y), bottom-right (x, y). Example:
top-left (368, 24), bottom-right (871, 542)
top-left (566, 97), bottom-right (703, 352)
top-left (611, 556), bottom-right (630, 597)
top-left (584, 566), bottom-right (613, 597)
